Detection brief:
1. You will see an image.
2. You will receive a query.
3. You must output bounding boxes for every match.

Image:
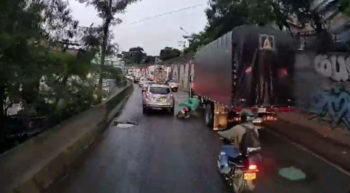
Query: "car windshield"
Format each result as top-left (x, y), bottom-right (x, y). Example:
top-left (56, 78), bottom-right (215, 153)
top-left (150, 87), bottom-right (170, 94)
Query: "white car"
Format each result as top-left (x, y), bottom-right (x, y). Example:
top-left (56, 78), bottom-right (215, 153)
top-left (167, 80), bottom-right (179, 92)
top-left (142, 84), bottom-right (174, 114)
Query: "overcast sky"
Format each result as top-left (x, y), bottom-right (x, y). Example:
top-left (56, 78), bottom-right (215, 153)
top-left (69, 0), bottom-right (208, 55)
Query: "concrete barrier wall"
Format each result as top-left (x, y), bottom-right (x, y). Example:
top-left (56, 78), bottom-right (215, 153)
top-left (171, 62), bottom-right (193, 92)
top-left (294, 51), bottom-right (350, 134)
top-left (0, 82), bottom-right (133, 193)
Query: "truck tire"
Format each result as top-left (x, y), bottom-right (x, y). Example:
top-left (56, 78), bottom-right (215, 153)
top-left (189, 88), bottom-right (194, 98)
top-left (205, 103), bottom-right (214, 127)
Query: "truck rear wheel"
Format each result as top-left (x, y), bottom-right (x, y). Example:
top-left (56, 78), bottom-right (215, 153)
top-left (205, 103), bottom-right (213, 127)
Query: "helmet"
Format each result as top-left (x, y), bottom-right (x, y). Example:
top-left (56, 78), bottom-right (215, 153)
top-left (240, 111), bottom-right (251, 122)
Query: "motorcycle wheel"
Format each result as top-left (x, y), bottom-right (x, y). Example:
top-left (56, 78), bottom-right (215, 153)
top-left (176, 111), bottom-right (184, 119)
top-left (244, 180), bottom-right (255, 192)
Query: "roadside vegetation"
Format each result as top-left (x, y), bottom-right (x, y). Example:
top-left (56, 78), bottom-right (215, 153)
top-left (0, 0), bottom-right (135, 153)
top-left (185, 0), bottom-right (348, 54)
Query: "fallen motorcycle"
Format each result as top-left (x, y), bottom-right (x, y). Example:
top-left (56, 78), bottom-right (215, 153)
top-left (176, 97), bottom-right (200, 119)
top-left (176, 105), bottom-right (191, 119)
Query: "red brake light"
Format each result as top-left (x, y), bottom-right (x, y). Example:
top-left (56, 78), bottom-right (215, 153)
top-left (280, 68), bottom-right (288, 77)
top-left (235, 108), bottom-right (243, 112)
top-left (234, 117), bottom-right (241, 122)
top-left (245, 66), bottom-right (252, 74)
top-left (145, 92), bottom-right (152, 101)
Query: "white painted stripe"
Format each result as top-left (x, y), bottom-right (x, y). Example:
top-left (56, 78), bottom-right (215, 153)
top-left (265, 129), bottom-right (350, 177)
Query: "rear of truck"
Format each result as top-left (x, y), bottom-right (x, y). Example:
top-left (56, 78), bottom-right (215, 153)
top-left (193, 25), bottom-right (296, 130)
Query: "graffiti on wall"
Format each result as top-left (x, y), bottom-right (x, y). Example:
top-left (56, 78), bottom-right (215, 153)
top-left (309, 53), bottom-right (350, 130)
top-left (314, 54), bottom-right (350, 81)
top-left (311, 85), bottom-right (350, 130)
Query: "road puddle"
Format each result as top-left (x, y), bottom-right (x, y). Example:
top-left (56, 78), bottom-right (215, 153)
top-left (113, 120), bottom-right (137, 128)
top-left (279, 166), bottom-right (306, 181)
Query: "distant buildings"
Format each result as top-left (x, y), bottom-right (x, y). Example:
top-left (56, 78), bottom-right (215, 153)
top-left (92, 54), bottom-right (125, 72)
top-left (91, 54), bottom-right (126, 95)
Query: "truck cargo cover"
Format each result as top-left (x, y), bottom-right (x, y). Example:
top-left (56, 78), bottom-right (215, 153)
top-left (194, 25), bottom-right (297, 107)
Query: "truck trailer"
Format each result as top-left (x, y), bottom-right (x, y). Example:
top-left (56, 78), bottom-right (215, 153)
top-left (192, 25), bottom-right (297, 130)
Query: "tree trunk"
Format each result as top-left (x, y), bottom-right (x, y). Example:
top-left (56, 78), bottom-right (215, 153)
top-left (97, 0), bottom-right (113, 103)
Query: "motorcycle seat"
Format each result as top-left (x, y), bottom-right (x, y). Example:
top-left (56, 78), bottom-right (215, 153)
top-left (221, 145), bottom-right (241, 159)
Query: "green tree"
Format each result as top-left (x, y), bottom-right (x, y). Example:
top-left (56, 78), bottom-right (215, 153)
top-left (272, 0), bottom-right (325, 33)
top-left (45, 0), bottom-right (79, 51)
top-left (0, 0), bottom-right (124, 152)
top-left (185, 0), bottom-right (277, 53)
top-left (159, 47), bottom-right (181, 61)
top-left (340, 0), bottom-right (350, 16)
top-left (78, 0), bottom-right (138, 102)
top-left (144, 55), bottom-right (156, 64)
top-left (185, 0), bottom-right (332, 53)
top-left (122, 47), bottom-right (146, 64)
top-left (0, 0), bottom-right (44, 122)
top-left (0, 0), bottom-right (48, 150)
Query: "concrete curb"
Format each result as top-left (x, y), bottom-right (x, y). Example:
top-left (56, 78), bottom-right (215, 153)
top-left (0, 82), bottom-right (133, 193)
top-left (277, 112), bottom-right (350, 148)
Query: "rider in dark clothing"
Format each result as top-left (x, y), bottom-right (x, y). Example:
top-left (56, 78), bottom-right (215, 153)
top-left (217, 112), bottom-right (260, 155)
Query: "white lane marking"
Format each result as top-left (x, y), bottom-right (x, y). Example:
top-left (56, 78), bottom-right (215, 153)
top-left (265, 129), bottom-right (350, 177)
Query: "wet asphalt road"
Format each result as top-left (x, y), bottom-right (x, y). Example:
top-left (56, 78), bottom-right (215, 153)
top-left (48, 85), bottom-right (350, 193)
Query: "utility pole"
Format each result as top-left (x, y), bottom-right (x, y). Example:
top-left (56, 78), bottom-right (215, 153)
top-left (179, 27), bottom-right (190, 54)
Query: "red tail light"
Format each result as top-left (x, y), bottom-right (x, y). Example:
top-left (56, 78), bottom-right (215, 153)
top-left (234, 117), bottom-right (241, 122)
top-left (245, 66), bottom-right (252, 74)
top-left (235, 108), bottom-right (243, 112)
top-left (145, 92), bottom-right (152, 101)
